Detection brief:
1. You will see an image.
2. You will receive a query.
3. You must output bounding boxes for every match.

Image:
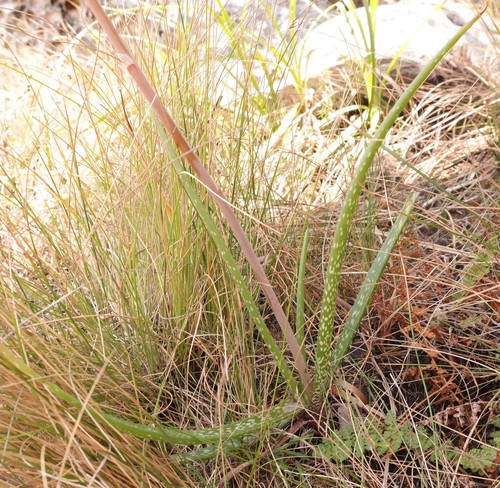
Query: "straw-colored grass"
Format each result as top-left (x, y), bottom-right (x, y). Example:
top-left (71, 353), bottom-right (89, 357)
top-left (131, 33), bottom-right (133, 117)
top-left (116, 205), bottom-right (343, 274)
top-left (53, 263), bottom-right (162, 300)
top-left (1, 1), bottom-right (498, 486)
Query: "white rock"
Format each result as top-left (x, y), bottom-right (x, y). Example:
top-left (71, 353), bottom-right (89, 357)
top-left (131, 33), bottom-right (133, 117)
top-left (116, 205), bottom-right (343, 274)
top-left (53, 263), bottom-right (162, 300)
top-left (296, 1), bottom-right (499, 83)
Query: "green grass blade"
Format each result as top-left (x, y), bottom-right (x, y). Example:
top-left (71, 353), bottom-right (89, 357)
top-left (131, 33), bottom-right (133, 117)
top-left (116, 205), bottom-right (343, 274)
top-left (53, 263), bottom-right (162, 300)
top-left (212, 0), bottom-right (265, 100)
top-left (157, 124), bottom-right (301, 396)
top-left (312, 5), bottom-right (486, 400)
top-left (295, 226), bottom-right (309, 354)
top-left (330, 192), bottom-right (417, 373)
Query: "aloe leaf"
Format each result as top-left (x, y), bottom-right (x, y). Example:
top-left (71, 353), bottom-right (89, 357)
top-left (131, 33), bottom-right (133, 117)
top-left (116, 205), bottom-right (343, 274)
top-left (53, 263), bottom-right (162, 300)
top-left (0, 343), bottom-right (302, 445)
top-left (330, 192), bottom-right (416, 372)
top-left (312, 5), bottom-right (486, 400)
top-left (173, 442), bottom-right (243, 462)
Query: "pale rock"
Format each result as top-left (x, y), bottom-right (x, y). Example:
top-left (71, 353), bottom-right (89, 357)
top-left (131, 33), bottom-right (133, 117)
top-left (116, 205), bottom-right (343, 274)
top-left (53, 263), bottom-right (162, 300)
top-left (295, 1), bottom-right (499, 84)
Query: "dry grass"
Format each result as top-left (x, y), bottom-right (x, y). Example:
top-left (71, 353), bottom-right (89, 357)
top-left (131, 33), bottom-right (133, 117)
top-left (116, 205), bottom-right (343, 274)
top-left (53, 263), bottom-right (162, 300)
top-left (1, 1), bottom-right (499, 486)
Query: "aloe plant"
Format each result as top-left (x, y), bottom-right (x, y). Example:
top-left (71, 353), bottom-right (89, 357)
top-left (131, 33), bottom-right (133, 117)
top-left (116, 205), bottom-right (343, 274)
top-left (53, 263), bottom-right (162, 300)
top-left (0, 0), bottom-right (486, 462)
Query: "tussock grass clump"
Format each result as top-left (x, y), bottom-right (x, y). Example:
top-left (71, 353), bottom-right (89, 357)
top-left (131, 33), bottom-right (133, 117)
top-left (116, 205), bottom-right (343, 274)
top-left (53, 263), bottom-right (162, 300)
top-left (0, 1), bottom-right (498, 486)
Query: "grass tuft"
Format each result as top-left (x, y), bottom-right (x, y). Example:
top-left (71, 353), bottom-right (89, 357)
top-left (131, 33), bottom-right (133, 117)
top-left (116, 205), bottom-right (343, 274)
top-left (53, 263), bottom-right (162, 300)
top-left (0, 0), bottom-right (498, 485)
